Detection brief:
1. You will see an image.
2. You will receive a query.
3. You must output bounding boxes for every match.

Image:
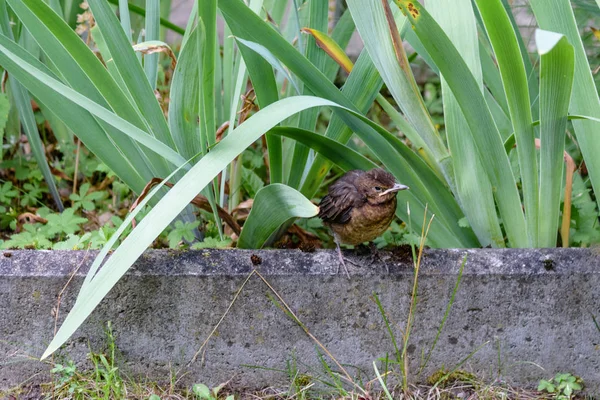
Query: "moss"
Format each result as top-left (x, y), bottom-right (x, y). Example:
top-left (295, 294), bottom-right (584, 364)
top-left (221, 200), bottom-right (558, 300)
top-left (427, 368), bottom-right (478, 387)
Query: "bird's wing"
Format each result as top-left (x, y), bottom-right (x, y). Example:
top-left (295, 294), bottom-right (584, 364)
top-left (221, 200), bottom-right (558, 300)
top-left (318, 171), bottom-right (366, 224)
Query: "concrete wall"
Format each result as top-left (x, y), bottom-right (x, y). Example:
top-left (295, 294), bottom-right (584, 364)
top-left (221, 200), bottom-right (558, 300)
top-left (1, 248), bottom-right (599, 392)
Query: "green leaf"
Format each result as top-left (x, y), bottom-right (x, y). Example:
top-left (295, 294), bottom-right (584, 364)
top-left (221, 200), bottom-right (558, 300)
top-left (0, 92), bottom-right (9, 156)
top-left (45, 209), bottom-right (88, 236)
top-left (166, 220), bottom-right (200, 248)
top-left (53, 233), bottom-right (92, 250)
top-left (241, 166), bottom-right (264, 198)
top-left (236, 38), bottom-right (301, 95)
top-left (192, 383), bottom-right (211, 400)
top-left (20, 182), bottom-right (47, 207)
top-left (197, 0), bottom-right (217, 152)
top-left (168, 26), bottom-right (202, 159)
top-left (69, 183), bottom-right (108, 211)
top-left (538, 379), bottom-right (556, 393)
top-left (87, 0), bottom-right (176, 151)
top-left (536, 29), bottom-right (574, 247)
top-left (0, 181), bottom-right (17, 203)
top-left (143, 0), bottom-right (159, 89)
top-left (237, 184), bottom-right (318, 249)
top-left (475, 0), bottom-right (538, 246)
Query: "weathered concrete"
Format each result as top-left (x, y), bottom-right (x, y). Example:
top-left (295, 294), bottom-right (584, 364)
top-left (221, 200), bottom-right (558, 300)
top-left (1, 248), bottom-right (599, 392)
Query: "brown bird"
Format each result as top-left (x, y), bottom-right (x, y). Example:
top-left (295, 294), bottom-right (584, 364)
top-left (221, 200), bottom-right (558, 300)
top-left (318, 168), bottom-right (409, 276)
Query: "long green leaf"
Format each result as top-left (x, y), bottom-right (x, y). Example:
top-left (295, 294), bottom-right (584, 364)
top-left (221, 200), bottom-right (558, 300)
top-left (475, 0), bottom-right (538, 246)
top-left (168, 26), bottom-right (202, 159)
top-left (429, 0), bottom-right (503, 247)
top-left (392, 0), bottom-right (527, 246)
top-left (118, 0), bottom-right (132, 42)
top-left (530, 0), bottom-right (600, 214)
top-left (270, 126), bottom-right (376, 172)
top-left (237, 184), bottom-right (319, 249)
top-left (536, 29), bottom-right (574, 246)
top-left (197, 0), bottom-right (217, 151)
top-left (238, 34), bottom-right (282, 183)
top-left (143, 0), bottom-right (159, 89)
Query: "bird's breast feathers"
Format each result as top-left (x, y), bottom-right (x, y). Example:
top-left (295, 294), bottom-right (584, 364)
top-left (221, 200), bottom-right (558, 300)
top-left (329, 199), bottom-right (397, 245)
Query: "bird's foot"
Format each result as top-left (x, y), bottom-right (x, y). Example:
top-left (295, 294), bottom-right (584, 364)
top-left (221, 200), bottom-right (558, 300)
top-left (335, 242), bottom-right (363, 278)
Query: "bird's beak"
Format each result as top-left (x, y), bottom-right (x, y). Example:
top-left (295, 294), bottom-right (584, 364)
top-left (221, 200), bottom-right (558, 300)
top-left (380, 183), bottom-right (409, 196)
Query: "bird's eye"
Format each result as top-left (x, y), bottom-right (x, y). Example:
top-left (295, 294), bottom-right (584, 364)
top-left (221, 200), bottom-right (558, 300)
top-left (374, 186), bottom-right (382, 191)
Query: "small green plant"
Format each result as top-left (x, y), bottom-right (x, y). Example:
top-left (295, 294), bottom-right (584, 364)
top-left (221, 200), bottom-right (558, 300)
top-left (166, 220), bottom-right (200, 248)
top-left (192, 382), bottom-right (234, 400)
top-left (69, 182), bottom-right (108, 211)
top-left (19, 181), bottom-right (47, 207)
top-left (49, 321), bottom-right (125, 399)
top-left (538, 373), bottom-right (583, 399)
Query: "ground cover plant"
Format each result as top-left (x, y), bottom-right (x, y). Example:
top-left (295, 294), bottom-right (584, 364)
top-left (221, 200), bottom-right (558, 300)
top-left (0, 0), bottom-right (599, 394)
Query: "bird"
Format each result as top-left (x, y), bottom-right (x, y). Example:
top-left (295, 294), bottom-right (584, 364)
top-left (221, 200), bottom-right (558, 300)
top-left (318, 168), bottom-right (409, 276)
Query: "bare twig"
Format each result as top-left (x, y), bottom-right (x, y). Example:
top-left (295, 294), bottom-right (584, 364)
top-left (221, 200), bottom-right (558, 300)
top-left (189, 270), bottom-right (256, 365)
top-left (72, 138), bottom-right (82, 196)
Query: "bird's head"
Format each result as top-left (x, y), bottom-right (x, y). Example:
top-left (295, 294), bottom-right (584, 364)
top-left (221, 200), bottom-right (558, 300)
top-left (358, 168), bottom-right (409, 205)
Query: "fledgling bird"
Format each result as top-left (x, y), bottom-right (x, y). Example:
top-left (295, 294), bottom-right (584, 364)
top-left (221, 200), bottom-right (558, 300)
top-left (318, 168), bottom-right (409, 276)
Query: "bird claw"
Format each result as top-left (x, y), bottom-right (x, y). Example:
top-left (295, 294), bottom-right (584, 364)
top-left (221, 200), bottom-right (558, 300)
top-left (335, 244), bottom-right (363, 278)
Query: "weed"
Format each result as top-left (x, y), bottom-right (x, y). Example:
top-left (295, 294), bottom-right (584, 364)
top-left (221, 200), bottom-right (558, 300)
top-left (192, 382), bottom-right (234, 400)
top-left (538, 372), bottom-right (584, 399)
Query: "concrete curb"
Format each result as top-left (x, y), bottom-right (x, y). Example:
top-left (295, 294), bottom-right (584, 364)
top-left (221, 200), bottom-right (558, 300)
top-left (1, 248), bottom-right (599, 392)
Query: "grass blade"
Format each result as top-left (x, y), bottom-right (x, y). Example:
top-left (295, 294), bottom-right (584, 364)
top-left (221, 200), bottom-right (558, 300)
top-left (118, 0), bottom-right (132, 42)
top-left (475, 0), bottom-right (538, 246)
top-left (168, 26), bottom-right (203, 159)
top-left (537, 29), bottom-right (574, 246)
top-left (143, 0), bottom-right (159, 89)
